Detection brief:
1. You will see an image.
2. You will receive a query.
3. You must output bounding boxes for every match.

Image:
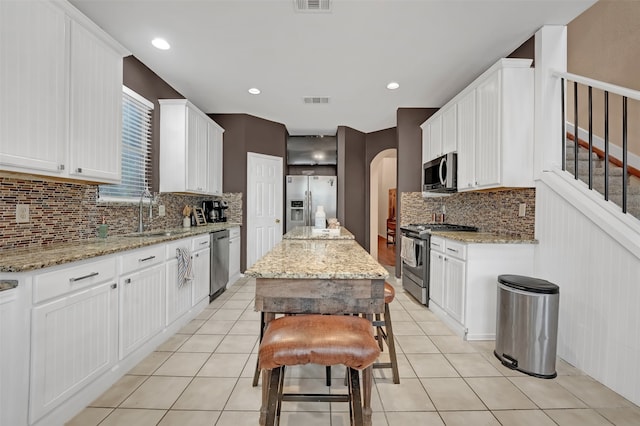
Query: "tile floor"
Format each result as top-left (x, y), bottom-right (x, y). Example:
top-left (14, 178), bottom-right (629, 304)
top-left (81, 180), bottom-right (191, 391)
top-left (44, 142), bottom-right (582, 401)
top-left (68, 270), bottom-right (640, 425)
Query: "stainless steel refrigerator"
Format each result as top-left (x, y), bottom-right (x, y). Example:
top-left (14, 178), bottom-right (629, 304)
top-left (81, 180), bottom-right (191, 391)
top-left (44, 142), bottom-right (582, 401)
top-left (285, 175), bottom-right (337, 232)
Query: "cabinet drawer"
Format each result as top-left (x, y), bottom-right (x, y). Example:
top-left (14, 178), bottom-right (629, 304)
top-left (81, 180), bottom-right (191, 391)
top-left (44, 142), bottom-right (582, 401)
top-left (229, 226), bottom-right (240, 239)
top-left (166, 237), bottom-right (193, 260)
top-left (33, 257), bottom-right (117, 304)
top-left (430, 237), bottom-right (445, 251)
top-left (444, 240), bottom-right (467, 260)
top-left (120, 245), bottom-right (165, 275)
top-left (192, 234), bottom-right (210, 251)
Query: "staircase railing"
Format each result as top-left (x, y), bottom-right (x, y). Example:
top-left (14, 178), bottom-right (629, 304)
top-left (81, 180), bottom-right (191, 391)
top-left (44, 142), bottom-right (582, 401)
top-left (552, 70), bottom-right (640, 214)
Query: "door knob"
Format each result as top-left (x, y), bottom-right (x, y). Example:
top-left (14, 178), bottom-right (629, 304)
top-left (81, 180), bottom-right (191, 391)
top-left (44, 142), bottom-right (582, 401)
top-left (275, 219), bottom-right (281, 224)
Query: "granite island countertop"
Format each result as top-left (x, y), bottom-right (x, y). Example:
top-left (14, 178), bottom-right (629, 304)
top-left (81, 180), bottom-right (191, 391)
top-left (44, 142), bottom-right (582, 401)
top-left (283, 226), bottom-right (355, 240)
top-left (431, 231), bottom-right (538, 244)
top-left (245, 239), bottom-right (388, 280)
top-left (0, 222), bottom-right (241, 273)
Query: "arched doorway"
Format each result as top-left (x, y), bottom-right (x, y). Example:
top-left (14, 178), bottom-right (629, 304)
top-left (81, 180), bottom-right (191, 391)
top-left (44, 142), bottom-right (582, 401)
top-left (369, 148), bottom-right (397, 263)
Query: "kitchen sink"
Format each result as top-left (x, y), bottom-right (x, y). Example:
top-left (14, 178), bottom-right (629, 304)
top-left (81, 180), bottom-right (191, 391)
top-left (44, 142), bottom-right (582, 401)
top-left (124, 230), bottom-right (190, 238)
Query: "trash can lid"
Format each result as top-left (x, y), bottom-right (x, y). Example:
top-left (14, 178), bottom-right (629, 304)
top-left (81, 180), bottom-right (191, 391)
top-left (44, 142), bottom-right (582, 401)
top-left (498, 275), bottom-right (559, 294)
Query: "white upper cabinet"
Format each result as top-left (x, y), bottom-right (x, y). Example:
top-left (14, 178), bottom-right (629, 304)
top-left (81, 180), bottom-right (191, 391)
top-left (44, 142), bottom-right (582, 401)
top-left (0, 0), bottom-right (128, 183)
top-left (160, 99), bottom-right (224, 196)
top-left (421, 58), bottom-right (534, 192)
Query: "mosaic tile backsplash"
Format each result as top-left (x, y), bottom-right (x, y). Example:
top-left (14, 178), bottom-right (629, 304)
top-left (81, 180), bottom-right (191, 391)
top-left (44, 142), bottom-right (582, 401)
top-left (0, 175), bottom-right (242, 253)
top-left (401, 188), bottom-right (536, 239)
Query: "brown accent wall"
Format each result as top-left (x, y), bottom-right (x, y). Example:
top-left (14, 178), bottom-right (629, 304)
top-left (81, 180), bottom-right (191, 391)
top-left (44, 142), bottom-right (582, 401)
top-left (507, 35), bottom-right (535, 64)
top-left (337, 126), bottom-right (366, 245)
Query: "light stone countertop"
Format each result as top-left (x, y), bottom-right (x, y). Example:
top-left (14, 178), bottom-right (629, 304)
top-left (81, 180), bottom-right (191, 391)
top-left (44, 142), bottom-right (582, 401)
top-left (283, 226), bottom-right (355, 240)
top-left (245, 239), bottom-right (389, 280)
top-left (0, 223), bottom-right (241, 273)
top-left (432, 231), bottom-right (538, 244)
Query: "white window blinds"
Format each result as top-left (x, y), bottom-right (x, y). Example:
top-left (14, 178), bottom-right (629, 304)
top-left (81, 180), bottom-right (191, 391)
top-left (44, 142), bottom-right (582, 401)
top-left (99, 86), bottom-right (153, 201)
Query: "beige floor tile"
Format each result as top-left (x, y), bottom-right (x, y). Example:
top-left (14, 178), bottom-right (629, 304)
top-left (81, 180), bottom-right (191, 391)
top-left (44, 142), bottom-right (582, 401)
top-left (370, 411), bottom-right (390, 426)
top-left (65, 407), bottom-right (113, 426)
top-left (241, 353), bottom-right (259, 378)
top-left (227, 291), bottom-right (254, 300)
top-left (277, 411), bottom-right (332, 426)
top-left (90, 375), bottom-right (147, 407)
top-left (421, 377), bottom-right (486, 411)
top-left (376, 378), bottom-right (435, 411)
top-left (128, 352), bottom-right (172, 375)
top-left (228, 320), bottom-right (259, 335)
top-left (466, 377), bottom-right (537, 410)
top-left (224, 378), bottom-right (263, 411)
top-left (479, 350), bottom-right (532, 377)
top-left (392, 320), bottom-right (427, 335)
top-left (373, 352), bottom-right (417, 381)
top-left (418, 321), bottom-right (454, 335)
top-left (178, 319), bottom-right (205, 334)
top-left (153, 352), bottom-right (210, 376)
top-left (198, 352), bottom-right (251, 377)
top-left (196, 319), bottom-right (235, 334)
top-left (509, 376), bottom-right (588, 409)
top-left (445, 353), bottom-right (502, 377)
top-left (408, 308), bottom-right (441, 322)
top-left (221, 299), bottom-right (251, 310)
top-left (385, 411), bottom-right (444, 425)
top-left (279, 377), bottom-right (331, 412)
top-left (173, 377), bottom-right (237, 410)
top-left (156, 334), bottom-right (190, 352)
top-left (157, 410), bottom-right (219, 426)
top-left (439, 410), bottom-right (500, 426)
top-left (545, 408), bottom-right (614, 425)
top-left (210, 309), bottom-right (244, 321)
top-left (215, 334), bottom-right (258, 353)
top-left (430, 335), bottom-right (477, 354)
top-left (177, 334), bottom-right (224, 352)
top-left (215, 411), bottom-right (262, 426)
top-left (239, 309), bottom-right (260, 321)
top-left (555, 358), bottom-right (586, 376)
top-left (120, 376), bottom-right (191, 409)
top-left (406, 354), bottom-right (459, 378)
top-left (468, 340), bottom-right (496, 355)
top-left (555, 375), bottom-right (634, 408)
top-left (491, 409), bottom-right (557, 425)
top-left (597, 406), bottom-right (640, 425)
top-left (193, 308), bottom-right (215, 320)
top-left (99, 408), bottom-right (167, 426)
top-left (396, 335), bottom-right (439, 353)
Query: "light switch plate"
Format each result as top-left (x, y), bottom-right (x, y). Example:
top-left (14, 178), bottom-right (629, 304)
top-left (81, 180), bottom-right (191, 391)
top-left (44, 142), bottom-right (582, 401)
top-left (518, 203), bottom-right (527, 217)
top-left (158, 205), bottom-right (166, 217)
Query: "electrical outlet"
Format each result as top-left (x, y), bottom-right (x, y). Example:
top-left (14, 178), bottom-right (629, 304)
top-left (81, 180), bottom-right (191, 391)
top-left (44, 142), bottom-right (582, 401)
top-left (518, 203), bottom-right (527, 217)
top-left (158, 205), bottom-right (166, 217)
top-left (16, 204), bottom-right (30, 223)
top-left (441, 205), bottom-right (446, 214)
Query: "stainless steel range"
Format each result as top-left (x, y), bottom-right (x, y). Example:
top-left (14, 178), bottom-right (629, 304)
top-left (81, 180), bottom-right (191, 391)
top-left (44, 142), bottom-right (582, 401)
top-left (400, 223), bottom-right (477, 305)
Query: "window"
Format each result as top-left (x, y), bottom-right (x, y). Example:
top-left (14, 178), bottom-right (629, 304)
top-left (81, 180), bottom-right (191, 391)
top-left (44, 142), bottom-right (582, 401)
top-left (98, 86), bottom-right (153, 202)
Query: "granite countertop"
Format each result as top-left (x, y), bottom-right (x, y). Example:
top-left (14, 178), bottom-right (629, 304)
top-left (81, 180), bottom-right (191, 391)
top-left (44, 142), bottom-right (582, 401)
top-left (283, 226), bottom-right (355, 240)
top-left (432, 231), bottom-right (538, 244)
top-left (245, 239), bottom-right (389, 280)
top-left (0, 222), bottom-right (241, 273)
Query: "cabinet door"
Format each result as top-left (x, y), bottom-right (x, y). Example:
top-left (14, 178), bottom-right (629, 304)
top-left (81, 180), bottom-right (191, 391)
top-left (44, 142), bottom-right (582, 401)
top-left (229, 237), bottom-right (241, 285)
top-left (186, 108), bottom-right (209, 193)
top-left (421, 123), bottom-right (431, 166)
top-left (441, 105), bottom-right (457, 154)
top-left (444, 256), bottom-right (466, 324)
top-left (30, 282), bottom-right (118, 423)
top-left (456, 90), bottom-right (476, 190)
top-left (208, 123), bottom-right (224, 195)
top-left (475, 71), bottom-right (501, 188)
top-left (0, 1), bottom-right (66, 175)
top-left (165, 255), bottom-right (194, 325)
top-left (68, 20), bottom-right (122, 183)
top-left (429, 114), bottom-right (443, 160)
top-left (192, 248), bottom-right (210, 305)
top-left (429, 250), bottom-right (445, 307)
top-left (120, 264), bottom-right (165, 359)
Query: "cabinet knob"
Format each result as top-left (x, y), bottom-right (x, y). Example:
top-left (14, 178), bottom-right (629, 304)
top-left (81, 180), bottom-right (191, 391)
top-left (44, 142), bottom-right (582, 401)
top-left (111, 283), bottom-right (117, 289)
top-left (76, 167), bottom-right (82, 173)
top-left (58, 164), bottom-right (65, 171)
top-left (125, 278), bottom-right (131, 284)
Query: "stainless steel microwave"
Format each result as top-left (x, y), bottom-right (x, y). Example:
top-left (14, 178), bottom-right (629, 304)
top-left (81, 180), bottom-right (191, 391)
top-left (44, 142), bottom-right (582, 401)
top-left (423, 152), bottom-right (457, 194)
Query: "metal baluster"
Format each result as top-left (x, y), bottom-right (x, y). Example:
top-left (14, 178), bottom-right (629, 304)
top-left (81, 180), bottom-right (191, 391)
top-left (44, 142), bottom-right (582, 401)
top-left (604, 91), bottom-right (609, 201)
top-left (588, 86), bottom-right (593, 189)
top-left (622, 96), bottom-right (628, 214)
top-left (574, 81), bottom-right (579, 180)
top-left (561, 78), bottom-right (566, 171)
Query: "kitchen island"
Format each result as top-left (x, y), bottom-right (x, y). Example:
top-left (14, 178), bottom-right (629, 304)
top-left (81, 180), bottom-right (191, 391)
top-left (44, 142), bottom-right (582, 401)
top-left (283, 225), bottom-right (355, 240)
top-left (245, 236), bottom-right (388, 426)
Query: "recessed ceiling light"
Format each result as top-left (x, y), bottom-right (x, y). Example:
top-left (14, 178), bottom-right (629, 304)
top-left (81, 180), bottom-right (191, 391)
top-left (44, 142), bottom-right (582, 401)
top-left (248, 88), bottom-right (261, 95)
top-left (387, 81), bottom-right (400, 90)
top-left (151, 38), bottom-right (170, 50)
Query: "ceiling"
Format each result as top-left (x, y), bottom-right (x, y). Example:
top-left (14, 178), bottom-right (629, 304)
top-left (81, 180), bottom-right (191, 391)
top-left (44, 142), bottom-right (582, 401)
top-left (69, 0), bottom-right (596, 136)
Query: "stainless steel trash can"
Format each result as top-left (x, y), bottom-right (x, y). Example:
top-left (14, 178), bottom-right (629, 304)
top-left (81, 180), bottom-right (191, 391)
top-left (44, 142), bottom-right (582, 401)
top-left (494, 275), bottom-right (559, 379)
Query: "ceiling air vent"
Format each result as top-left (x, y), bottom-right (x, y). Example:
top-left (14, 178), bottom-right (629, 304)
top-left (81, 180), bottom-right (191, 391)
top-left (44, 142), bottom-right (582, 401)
top-left (294, 0), bottom-right (331, 13)
top-left (303, 97), bottom-right (330, 104)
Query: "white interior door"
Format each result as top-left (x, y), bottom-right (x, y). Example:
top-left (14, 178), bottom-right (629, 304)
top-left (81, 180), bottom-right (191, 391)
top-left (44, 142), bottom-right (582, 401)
top-left (246, 152), bottom-right (283, 268)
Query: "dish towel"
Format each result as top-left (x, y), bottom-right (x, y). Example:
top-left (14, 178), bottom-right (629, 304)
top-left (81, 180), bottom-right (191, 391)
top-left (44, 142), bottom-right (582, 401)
top-left (176, 246), bottom-right (193, 287)
top-left (400, 236), bottom-right (417, 267)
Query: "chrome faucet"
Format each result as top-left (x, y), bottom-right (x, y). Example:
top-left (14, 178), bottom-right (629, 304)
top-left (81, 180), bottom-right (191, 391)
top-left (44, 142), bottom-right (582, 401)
top-left (137, 189), bottom-right (153, 233)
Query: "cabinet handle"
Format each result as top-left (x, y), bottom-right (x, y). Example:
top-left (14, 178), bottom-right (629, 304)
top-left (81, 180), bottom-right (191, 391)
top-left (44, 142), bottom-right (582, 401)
top-left (76, 167), bottom-right (82, 173)
top-left (200, 241), bottom-right (208, 246)
top-left (111, 283), bottom-right (117, 289)
top-left (432, 243), bottom-right (441, 248)
top-left (444, 258), bottom-right (448, 262)
top-left (138, 255), bottom-right (156, 262)
top-left (69, 272), bottom-right (99, 283)
top-left (447, 248), bottom-right (459, 253)
top-left (58, 164), bottom-right (65, 171)
top-left (195, 253), bottom-right (199, 258)
top-left (125, 278), bottom-right (131, 284)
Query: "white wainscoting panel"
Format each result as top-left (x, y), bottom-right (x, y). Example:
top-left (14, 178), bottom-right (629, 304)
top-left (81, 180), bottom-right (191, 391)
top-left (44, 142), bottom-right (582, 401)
top-left (535, 172), bottom-right (640, 406)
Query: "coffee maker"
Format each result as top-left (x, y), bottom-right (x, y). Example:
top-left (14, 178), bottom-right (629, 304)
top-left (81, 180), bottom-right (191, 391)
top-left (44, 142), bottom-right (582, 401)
top-left (212, 200), bottom-right (228, 222)
top-left (202, 200), bottom-right (216, 223)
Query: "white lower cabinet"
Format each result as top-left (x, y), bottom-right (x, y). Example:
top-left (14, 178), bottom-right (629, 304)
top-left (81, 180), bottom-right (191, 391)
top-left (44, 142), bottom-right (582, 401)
top-left (429, 236), bottom-right (534, 340)
top-left (192, 234), bottom-right (211, 306)
top-left (228, 226), bottom-right (241, 286)
top-left (119, 263), bottom-right (165, 359)
top-left (166, 238), bottom-right (194, 325)
top-left (29, 260), bottom-right (118, 424)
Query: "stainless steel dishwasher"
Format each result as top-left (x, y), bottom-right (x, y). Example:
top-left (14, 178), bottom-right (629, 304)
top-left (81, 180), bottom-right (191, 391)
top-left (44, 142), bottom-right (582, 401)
top-left (210, 229), bottom-right (229, 301)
